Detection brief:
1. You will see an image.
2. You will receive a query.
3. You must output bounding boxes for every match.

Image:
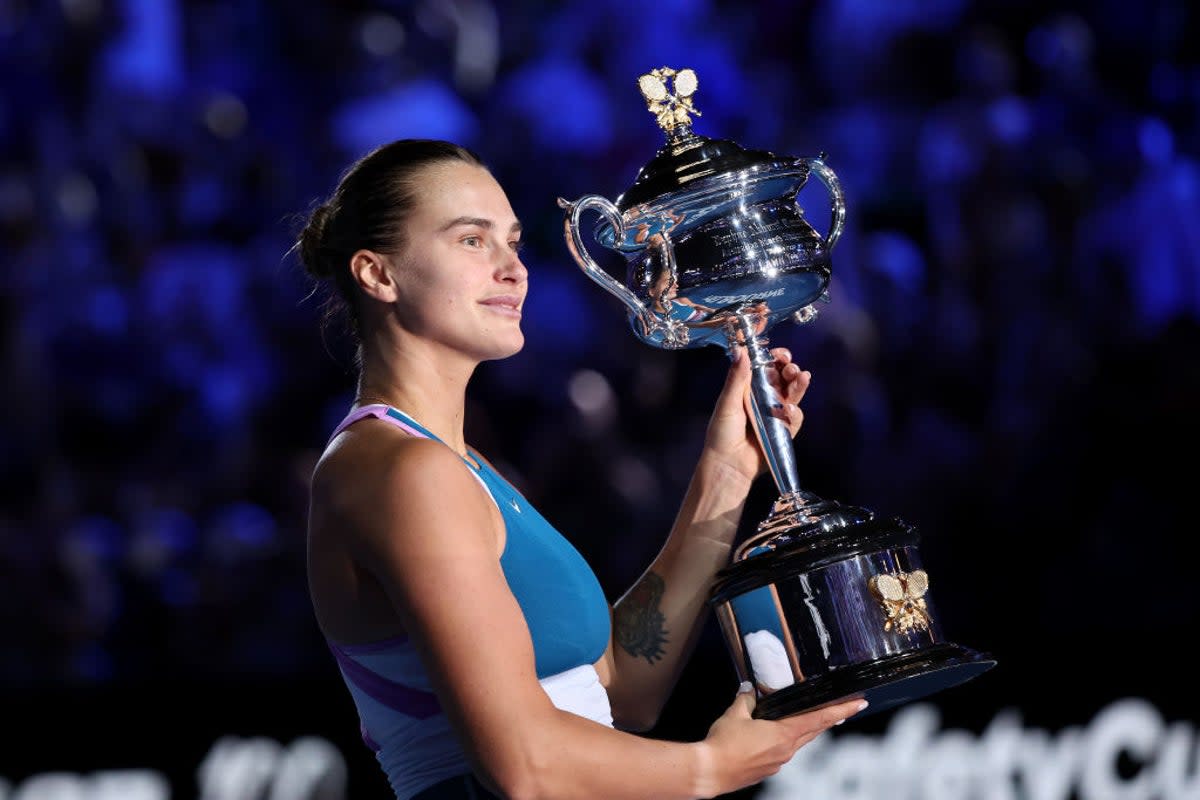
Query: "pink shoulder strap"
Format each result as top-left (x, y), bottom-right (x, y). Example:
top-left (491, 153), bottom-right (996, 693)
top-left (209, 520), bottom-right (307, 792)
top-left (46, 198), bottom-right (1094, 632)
top-left (328, 404), bottom-right (428, 443)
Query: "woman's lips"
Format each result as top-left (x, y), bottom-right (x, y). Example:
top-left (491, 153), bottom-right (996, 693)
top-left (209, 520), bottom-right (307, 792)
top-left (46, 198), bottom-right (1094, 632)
top-left (480, 296), bottom-right (523, 318)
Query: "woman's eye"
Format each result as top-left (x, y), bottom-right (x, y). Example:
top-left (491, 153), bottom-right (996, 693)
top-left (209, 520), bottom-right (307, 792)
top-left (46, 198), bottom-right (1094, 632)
top-left (463, 236), bottom-right (482, 247)
top-left (509, 240), bottom-right (524, 253)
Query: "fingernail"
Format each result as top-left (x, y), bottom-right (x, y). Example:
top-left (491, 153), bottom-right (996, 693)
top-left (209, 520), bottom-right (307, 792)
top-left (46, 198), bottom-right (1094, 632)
top-left (835, 719), bottom-right (845, 725)
top-left (856, 700), bottom-right (869, 712)
top-left (738, 681), bottom-right (753, 694)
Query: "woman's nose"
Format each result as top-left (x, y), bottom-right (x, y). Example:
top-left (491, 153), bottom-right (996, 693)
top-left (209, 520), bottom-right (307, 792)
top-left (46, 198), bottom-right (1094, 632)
top-left (498, 249), bottom-right (527, 283)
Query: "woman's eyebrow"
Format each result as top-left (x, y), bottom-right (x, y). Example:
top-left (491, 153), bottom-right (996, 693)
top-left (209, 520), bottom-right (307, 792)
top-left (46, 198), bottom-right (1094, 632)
top-left (438, 216), bottom-right (523, 233)
top-left (439, 215), bottom-right (493, 232)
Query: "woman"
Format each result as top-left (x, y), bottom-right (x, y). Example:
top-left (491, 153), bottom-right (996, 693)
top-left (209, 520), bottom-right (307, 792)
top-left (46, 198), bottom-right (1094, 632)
top-left (295, 139), bottom-right (866, 800)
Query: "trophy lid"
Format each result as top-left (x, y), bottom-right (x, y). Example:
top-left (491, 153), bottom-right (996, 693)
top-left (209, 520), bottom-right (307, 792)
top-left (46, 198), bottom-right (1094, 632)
top-left (615, 67), bottom-right (807, 213)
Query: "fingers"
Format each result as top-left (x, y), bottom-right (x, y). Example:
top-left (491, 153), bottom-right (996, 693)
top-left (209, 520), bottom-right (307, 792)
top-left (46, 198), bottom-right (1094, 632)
top-left (779, 402), bottom-right (805, 436)
top-left (780, 367), bottom-right (811, 404)
top-left (763, 348), bottom-right (811, 402)
top-left (820, 697), bottom-right (869, 724)
top-left (768, 355), bottom-right (809, 434)
top-left (727, 680), bottom-right (757, 718)
top-left (714, 347), bottom-right (753, 417)
top-left (781, 698), bottom-right (868, 737)
top-left (734, 681), bottom-right (753, 714)
top-left (726, 346), bottom-right (811, 433)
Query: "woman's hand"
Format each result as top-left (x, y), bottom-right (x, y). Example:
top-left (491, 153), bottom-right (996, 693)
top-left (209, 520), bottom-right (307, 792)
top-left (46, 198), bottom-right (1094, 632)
top-left (696, 683), bottom-right (866, 797)
top-left (701, 345), bottom-right (811, 483)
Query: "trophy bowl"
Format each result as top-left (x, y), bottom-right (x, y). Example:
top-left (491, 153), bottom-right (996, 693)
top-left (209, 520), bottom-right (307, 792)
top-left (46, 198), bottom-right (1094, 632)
top-left (558, 67), bottom-right (994, 719)
top-left (559, 67), bottom-right (845, 351)
top-left (588, 153), bottom-right (838, 350)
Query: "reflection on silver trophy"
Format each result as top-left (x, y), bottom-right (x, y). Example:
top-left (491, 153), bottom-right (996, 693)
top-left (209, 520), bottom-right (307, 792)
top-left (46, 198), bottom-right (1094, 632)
top-left (558, 66), bottom-right (994, 719)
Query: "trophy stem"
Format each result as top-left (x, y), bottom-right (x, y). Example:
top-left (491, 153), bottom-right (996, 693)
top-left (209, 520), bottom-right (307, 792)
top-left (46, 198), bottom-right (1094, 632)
top-left (728, 312), bottom-right (808, 499)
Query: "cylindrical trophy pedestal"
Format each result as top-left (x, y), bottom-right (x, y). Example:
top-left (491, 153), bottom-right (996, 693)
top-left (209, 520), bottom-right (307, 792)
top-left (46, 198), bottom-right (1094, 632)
top-left (710, 513), bottom-right (994, 719)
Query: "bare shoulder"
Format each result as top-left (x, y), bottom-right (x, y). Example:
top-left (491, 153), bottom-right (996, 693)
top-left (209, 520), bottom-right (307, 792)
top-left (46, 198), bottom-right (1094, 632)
top-left (308, 419), bottom-right (505, 644)
top-left (312, 421), bottom-right (457, 506)
top-left (310, 420), bottom-right (498, 558)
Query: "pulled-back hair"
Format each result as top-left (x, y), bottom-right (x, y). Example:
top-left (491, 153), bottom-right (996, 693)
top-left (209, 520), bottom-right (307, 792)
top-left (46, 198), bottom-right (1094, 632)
top-left (294, 139), bottom-right (487, 362)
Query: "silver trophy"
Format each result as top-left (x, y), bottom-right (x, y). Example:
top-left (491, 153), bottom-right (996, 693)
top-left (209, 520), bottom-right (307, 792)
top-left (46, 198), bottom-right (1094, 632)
top-left (558, 67), bottom-right (994, 719)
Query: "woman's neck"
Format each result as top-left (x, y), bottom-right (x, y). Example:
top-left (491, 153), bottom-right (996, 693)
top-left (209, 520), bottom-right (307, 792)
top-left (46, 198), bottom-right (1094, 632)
top-left (355, 344), bottom-right (475, 457)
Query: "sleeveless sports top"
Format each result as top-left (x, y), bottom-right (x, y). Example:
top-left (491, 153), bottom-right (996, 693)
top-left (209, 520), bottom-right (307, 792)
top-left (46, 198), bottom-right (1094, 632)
top-left (322, 405), bottom-right (613, 799)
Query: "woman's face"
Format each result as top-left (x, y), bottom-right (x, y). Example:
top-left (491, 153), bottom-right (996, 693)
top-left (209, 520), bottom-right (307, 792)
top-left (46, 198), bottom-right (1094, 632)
top-left (650, 268), bottom-right (677, 302)
top-left (389, 161), bottom-right (528, 362)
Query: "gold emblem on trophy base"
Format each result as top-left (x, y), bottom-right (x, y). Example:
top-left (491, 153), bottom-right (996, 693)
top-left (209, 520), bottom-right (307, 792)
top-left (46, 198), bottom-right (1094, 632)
top-left (637, 67), bottom-right (701, 131)
top-left (869, 570), bottom-right (931, 633)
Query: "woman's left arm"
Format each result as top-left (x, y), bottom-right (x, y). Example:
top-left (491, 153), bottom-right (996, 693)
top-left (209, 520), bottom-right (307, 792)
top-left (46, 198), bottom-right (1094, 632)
top-left (599, 345), bottom-right (811, 731)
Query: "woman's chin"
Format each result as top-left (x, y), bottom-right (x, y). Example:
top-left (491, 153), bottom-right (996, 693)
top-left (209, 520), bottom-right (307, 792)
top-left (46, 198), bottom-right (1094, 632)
top-left (483, 333), bottom-right (525, 361)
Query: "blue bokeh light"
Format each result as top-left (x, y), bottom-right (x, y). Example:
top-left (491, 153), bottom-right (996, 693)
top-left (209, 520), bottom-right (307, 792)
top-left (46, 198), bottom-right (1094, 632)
top-left (333, 79), bottom-right (480, 155)
top-left (101, 0), bottom-right (184, 95)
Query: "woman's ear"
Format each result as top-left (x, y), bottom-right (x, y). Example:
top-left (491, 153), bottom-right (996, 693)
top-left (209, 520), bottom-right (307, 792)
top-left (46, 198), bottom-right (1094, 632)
top-left (349, 249), bottom-right (398, 303)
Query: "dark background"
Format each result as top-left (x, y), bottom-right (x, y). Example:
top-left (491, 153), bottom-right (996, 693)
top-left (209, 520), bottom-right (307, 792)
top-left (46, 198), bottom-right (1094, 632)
top-left (2, 0), bottom-right (1198, 797)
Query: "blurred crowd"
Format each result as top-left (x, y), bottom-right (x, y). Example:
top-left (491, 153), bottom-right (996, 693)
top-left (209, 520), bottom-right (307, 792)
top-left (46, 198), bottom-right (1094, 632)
top-left (1, 0), bottom-right (1197, 691)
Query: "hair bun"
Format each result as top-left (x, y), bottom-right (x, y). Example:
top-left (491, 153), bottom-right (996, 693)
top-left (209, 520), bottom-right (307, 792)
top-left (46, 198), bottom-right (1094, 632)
top-left (298, 203), bottom-right (334, 280)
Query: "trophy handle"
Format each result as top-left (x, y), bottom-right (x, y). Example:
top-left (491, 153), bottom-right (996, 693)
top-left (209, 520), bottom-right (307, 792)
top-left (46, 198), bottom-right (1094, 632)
top-left (801, 154), bottom-right (846, 251)
top-left (557, 194), bottom-right (660, 340)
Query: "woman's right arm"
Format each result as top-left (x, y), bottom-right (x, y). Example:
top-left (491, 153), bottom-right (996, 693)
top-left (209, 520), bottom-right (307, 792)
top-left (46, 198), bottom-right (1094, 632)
top-left (329, 438), bottom-right (863, 800)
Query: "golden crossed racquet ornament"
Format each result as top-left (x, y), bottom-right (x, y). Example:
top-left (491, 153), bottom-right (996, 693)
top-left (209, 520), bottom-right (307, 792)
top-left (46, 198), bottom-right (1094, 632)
top-left (637, 67), bottom-right (701, 131)
top-left (869, 570), bottom-right (932, 633)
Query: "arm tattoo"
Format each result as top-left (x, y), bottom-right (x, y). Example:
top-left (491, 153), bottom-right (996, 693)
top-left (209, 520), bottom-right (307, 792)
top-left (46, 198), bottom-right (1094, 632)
top-left (615, 571), bottom-right (669, 664)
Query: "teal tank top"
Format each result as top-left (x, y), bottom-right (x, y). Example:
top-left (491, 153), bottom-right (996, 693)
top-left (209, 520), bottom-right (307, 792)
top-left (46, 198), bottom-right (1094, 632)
top-left (335, 405), bottom-right (612, 677)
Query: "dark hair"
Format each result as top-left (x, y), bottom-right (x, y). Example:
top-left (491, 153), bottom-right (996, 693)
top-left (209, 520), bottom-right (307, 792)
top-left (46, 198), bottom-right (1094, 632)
top-left (294, 139), bottom-right (487, 361)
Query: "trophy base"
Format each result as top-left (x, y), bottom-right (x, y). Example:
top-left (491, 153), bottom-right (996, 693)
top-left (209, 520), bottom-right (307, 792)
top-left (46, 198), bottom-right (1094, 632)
top-left (750, 643), bottom-right (996, 720)
top-left (711, 496), bottom-right (996, 722)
